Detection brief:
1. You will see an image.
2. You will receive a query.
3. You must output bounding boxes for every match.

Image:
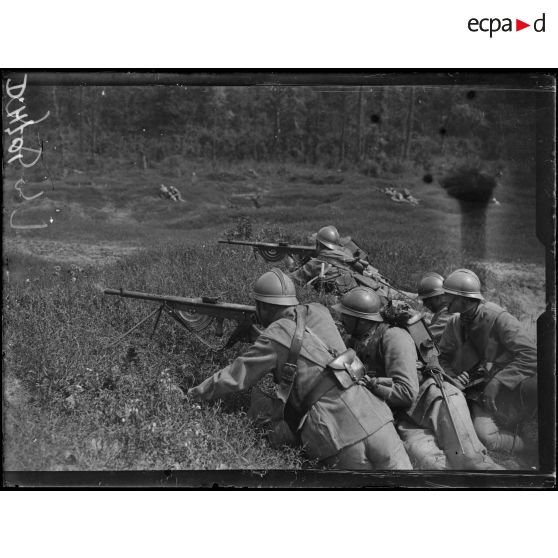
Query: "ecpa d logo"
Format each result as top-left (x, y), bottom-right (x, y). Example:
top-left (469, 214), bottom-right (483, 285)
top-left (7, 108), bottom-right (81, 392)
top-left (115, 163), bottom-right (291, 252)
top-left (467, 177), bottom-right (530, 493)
top-left (468, 13), bottom-right (546, 37)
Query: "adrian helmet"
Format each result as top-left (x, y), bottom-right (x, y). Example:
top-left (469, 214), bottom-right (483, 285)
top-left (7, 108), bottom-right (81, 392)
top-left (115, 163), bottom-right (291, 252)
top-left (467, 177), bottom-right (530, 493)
top-left (253, 268), bottom-right (299, 306)
top-left (443, 269), bottom-right (484, 300)
top-left (316, 225), bottom-right (342, 250)
top-left (332, 287), bottom-right (384, 322)
top-left (417, 272), bottom-right (445, 300)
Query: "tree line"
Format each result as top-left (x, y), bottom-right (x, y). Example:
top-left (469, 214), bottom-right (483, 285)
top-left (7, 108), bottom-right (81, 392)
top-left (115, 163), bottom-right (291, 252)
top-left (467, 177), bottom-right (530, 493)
top-left (12, 84), bottom-right (536, 173)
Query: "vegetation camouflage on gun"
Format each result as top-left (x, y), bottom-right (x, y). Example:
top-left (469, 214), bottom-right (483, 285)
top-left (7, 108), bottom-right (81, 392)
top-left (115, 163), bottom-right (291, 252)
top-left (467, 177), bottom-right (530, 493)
top-left (104, 288), bottom-right (259, 350)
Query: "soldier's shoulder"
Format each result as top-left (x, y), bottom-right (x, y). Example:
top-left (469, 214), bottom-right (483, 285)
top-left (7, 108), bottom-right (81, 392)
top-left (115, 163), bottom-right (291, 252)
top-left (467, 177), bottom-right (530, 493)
top-left (306, 301), bottom-right (330, 315)
top-left (483, 301), bottom-right (507, 314)
top-left (261, 319), bottom-right (294, 347)
top-left (382, 325), bottom-right (414, 346)
top-left (479, 301), bottom-right (513, 324)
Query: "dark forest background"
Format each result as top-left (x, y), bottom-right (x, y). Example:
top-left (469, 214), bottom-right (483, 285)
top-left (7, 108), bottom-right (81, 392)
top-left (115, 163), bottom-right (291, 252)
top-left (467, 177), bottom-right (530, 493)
top-left (5, 84), bottom-right (536, 178)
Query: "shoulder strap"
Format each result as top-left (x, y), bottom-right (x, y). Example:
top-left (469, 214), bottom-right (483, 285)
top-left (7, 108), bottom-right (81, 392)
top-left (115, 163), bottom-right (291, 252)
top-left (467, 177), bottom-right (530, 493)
top-left (275, 305), bottom-right (307, 412)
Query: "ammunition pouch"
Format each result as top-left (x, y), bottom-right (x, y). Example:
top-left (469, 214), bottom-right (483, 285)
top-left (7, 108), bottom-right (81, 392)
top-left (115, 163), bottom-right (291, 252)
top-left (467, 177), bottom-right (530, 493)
top-left (300, 349), bottom-right (366, 413)
top-left (327, 348), bottom-right (366, 389)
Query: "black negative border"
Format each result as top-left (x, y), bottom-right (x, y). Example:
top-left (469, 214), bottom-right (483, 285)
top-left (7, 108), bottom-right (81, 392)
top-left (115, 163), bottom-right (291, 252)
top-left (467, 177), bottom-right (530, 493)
top-left (2, 69), bottom-right (556, 489)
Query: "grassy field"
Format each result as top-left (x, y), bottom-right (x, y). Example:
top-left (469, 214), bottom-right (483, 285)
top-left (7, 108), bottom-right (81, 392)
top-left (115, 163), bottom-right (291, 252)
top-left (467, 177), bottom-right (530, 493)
top-left (3, 160), bottom-right (545, 471)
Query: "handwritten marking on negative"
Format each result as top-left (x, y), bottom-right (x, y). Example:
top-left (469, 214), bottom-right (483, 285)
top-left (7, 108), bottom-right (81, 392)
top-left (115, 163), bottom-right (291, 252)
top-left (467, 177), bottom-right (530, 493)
top-left (4, 74), bottom-right (51, 229)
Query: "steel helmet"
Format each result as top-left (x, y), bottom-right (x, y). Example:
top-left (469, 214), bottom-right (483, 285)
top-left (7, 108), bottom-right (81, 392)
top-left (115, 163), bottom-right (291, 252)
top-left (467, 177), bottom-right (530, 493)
top-left (443, 269), bottom-right (484, 300)
top-left (253, 268), bottom-right (299, 306)
top-left (332, 287), bottom-right (384, 322)
top-left (418, 272), bottom-right (445, 300)
top-left (316, 225), bottom-right (342, 250)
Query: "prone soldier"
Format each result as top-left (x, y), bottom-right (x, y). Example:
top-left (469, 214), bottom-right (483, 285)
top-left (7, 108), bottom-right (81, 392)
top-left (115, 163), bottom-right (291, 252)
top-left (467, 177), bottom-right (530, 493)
top-left (334, 286), bottom-right (503, 470)
top-left (438, 269), bottom-right (538, 455)
top-left (287, 225), bottom-right (394, 300)
top-left (188, 269), bottom-right (412, 470)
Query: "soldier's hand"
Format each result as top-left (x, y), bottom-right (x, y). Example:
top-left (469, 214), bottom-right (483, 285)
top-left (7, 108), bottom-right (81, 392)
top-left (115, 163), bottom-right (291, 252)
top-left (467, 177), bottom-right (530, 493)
top-left (455, 371), bottom-right (470, 390)
top-left (359, 375), bottom-right (378, 390)
top-left (284, 256), bottom-right (296, 271)
top-left (482, 379), bottom-right (501, 414)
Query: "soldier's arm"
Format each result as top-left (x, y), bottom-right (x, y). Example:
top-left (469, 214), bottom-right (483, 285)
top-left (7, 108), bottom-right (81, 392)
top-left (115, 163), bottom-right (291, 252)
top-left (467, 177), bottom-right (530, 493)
top-left (438, 315), bottom-right (460, 376)
top-left (491, 312), bottom-right (537, 390)
top-left (428, 309), bottom-right (452, 345)
top-left (188, 335), bottom-right (277, 401)
top-left (288, 258), bottom-right (321, 286)
top-left (372, 328), bottom-right (419, 409)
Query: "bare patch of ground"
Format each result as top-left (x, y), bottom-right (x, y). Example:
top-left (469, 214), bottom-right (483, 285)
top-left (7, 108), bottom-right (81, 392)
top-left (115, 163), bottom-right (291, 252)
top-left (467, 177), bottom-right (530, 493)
top-left (4, 238), bottom-right (140, 267)
top-left (4, 376), bottom-right (31, 408)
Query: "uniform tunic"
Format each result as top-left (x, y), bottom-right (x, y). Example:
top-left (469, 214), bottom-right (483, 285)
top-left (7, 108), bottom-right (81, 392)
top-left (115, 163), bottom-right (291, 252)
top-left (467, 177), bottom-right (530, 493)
top-left (426, 306), bottom-right (453, 344)
top-left (189, 303), bottom-right (396, 461)
top-left (349, 323), bottom-right (502, 470)
top-left (438, 301), bottom-right (536, 390)
top-left (350, 325), bottom-right (419, 410)
top-left (438, 301), bottom-right (537, 453)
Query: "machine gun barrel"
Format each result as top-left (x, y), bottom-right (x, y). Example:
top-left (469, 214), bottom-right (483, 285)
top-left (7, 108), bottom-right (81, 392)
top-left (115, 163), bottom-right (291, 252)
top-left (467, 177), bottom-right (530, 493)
top-left (104, 288), bottom-right (257, 350)
top-left (104, 288), bottom-right (255, 317)
top-left (218, 239), bottom-right (314, 252)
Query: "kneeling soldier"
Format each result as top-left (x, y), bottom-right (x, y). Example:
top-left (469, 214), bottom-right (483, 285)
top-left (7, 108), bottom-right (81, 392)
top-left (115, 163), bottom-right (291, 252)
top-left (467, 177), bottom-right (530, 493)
top-left (438, 269), bottom-right (537, 455)
top-left (188, 269), bottom-right (412, 470)
top-left (334, 287), bottom-right (503, 470)
top-left (417, 272), bottom-right (453, 343)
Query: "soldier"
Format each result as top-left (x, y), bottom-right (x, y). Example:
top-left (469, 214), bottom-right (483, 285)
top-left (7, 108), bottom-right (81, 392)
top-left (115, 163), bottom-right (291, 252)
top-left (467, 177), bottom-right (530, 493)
top-left (287, 225), bottom-right (392, 300)
top-left (334, 286), bottom-right (503, 470)
top-left (188, 268), bottom-right (412, 470)
top-left (159, 184), bottom-right (170, 199)
top-left (417, 272), bottom-right (453, 343)
top-left (438, 269), bottom-right (537, 455)
top-left (168, 185), bottom-right (185, 202)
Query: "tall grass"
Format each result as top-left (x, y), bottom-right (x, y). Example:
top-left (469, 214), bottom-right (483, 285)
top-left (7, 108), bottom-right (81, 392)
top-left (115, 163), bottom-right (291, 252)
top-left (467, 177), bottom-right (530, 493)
top-left (3, 161), bottom-right (543, 470)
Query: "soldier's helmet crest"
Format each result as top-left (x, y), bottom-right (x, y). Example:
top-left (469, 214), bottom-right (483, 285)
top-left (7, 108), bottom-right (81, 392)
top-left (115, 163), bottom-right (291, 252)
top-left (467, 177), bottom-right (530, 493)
top-left (253, 268), bottom-right (299, 306)
top-left (443, 269), bottom-right (484, 300)
top-left (333, 287), bottom-right (384, 322)
top-left (418, 272), bottom-right (445, 300)
top-left (316, 225), bottom-right (342, 250)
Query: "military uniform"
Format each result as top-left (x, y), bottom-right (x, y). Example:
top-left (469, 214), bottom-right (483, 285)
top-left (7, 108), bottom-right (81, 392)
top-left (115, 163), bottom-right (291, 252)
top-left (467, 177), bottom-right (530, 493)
top-left (438, 301), bottom-right (537, 453)
top-left (426, 306), bottom-right (453, 344)
top-left (189, 303), bottom-right (411, 469)
top-left (349, 323), bottom-right (502, 470)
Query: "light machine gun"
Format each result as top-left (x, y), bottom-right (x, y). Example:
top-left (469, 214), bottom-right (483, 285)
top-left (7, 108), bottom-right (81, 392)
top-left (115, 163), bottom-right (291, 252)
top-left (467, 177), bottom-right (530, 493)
top-left (218, 236), bottom-right (370, 265)
top-left (220, 237), bottom-right (417, 306)
top-left (104, 288), bottom-right (259, 351)
top-left (218, 239), bottom-right (315, 264)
